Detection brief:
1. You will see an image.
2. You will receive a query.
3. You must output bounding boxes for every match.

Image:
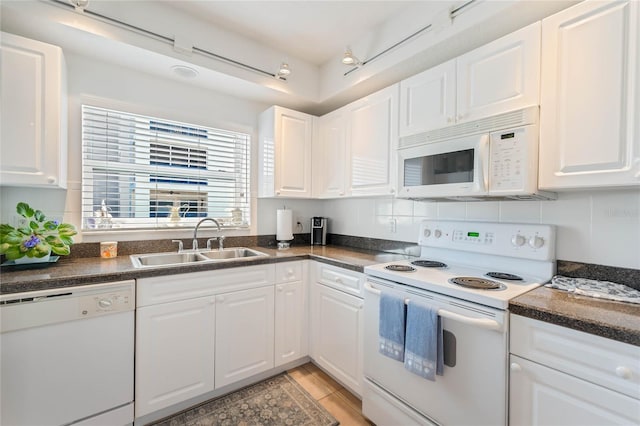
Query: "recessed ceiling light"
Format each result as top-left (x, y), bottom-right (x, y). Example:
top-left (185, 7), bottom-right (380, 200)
top-left (171, 65), bottom-right (198, 79)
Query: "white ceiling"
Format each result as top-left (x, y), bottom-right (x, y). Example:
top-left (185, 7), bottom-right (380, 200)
top-left (164, 1), bottom-right (416, 66)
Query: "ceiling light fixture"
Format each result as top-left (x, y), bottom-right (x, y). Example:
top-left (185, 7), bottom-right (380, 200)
top-left (69, 0), bottom-right (89, 12)
top-left (171, 65), bottom-right (198, 79)
top-left (342, 47), bottom-right (361, 66)
top-left (276, 62), bottom-right (291, 80)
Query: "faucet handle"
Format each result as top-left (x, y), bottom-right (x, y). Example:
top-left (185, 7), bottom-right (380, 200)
top-left (218, 236), bottom-right (226, 250)
top-left (171, 240), bottom-right (184, 253)
top-left (206, 238), bottom-right (217, 250)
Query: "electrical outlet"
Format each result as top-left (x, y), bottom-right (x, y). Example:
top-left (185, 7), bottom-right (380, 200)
top-left (389, 218), bottom-right (397, 233)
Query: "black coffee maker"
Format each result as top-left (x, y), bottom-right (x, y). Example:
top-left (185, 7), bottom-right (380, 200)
top-left (311, 217), bottom-right (327, 245)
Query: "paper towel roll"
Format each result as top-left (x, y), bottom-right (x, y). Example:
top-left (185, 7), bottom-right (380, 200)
top-left (276, 209), bottom-right (294, 241)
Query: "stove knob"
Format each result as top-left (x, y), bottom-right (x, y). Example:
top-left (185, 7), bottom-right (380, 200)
top-left (511, 234), bottom-right (526, 247)
top-left (528, 236), bottom-right (545, 249)
top-left (434, 230), bottom-right (442, 238)
top-left (423, 229), bottom-right (431, 238)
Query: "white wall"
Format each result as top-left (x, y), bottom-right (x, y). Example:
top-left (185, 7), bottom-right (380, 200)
top-left (322, 190), bottom-right (640, 269)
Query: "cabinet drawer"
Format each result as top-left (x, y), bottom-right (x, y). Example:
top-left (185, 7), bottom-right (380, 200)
top-left (275, 261), bottom-right (304, 283)
top-left (137, 264), bottom-right (275, 307)
top-left (510, 315), bottom-right (640, 399)
top-left (315, 262), bottom-right (364, 297)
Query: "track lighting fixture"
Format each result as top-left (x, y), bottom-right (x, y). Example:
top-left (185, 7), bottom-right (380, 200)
top-left (342, 47), bottom-right (361, 66)
top-left (69, 0), bottom-right (89, 12)
top-left (276, 62), bottom-right (291, 80)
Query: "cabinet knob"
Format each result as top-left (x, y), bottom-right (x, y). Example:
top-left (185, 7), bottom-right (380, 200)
top-left (47, 176), bottom-right (57, 184)
top-left (457, 113), bottom-right (464, 121)
top-left (287, 269), bottom-right (294, 276)
top-left (510, 362), bottom-right (522, 372)
top-left (217, 296), bottom-right (225, 303)
top-left (277, 286), bottom-right (283, 292)
top-left (615, 366), bottom-right (632, 380)
top-left (276, 191), bottom-right (281, 195)
top-left (390, 188), bottom-right (395, 194)
top-left (335, 277), bottom-right (343, 284)
top-left (339, 192), bottom-right (345, 196)
top-left (447, 117), bottom-right (454, 124)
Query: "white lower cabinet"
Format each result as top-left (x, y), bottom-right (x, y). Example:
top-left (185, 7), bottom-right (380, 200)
top-left (275, 261), bottom-right (308, 366)
top-left (310, 262), bottom-right (364, 396)
top-left (215, 286), bottom-right (275, 388)
top-left (135, 296), bottom-right (216, 418)
top-left (510, 355), bottom-right (639, 426)
top-left (509, 315), bottom-right (640, 425)
top-left (135, 262), bottom-right (310, 420)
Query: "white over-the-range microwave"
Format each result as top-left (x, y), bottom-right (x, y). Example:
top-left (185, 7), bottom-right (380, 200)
top-left (396, 106), bottom-right (556, 201)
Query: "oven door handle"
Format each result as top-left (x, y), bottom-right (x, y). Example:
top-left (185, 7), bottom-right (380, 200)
top-left (364, 281), bottom-right (503, 332)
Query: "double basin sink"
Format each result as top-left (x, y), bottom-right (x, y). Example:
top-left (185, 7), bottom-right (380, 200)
top-left (131, 248), bottom-right (268, 269)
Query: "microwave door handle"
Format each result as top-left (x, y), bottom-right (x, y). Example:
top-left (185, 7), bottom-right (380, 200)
top-left (364, 281), bottom-right (502, 332)
top-left (477, 135), bottom-right (490, 192)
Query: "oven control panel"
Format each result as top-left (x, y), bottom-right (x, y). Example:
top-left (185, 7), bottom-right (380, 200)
top-left (419, 220), bottom-right (555, 261)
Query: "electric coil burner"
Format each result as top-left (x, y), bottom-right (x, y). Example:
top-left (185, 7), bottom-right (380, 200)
top-left (384, 265), bottom-right (416, 272)
top-left (411, 260), bottom-right (447, 268)
top-left (486, 272), bottom-right (523, 281)
top-left (449, 276), bottom-right (504, 290)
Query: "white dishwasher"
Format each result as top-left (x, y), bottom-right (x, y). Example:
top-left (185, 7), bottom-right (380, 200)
top-left (1, 280), bottom-right (135, 426)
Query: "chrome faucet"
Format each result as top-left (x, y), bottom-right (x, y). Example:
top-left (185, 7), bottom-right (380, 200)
top-left (192, 218), bottom-right (221, 250)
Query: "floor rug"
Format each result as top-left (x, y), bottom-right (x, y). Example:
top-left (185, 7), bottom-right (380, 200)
top-left (150, 373), bottom-right (339, 426)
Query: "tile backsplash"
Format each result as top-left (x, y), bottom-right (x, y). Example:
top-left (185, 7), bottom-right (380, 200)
top-left (2, 187), bottom-right (638, 270)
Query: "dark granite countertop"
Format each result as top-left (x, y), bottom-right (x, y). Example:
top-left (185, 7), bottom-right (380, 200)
top-left (0, 245), bottom-right (414, 294)
top-left (3, 244), bottom-right (638, 347)
top-left (510, 286), bottom-right (640, 346)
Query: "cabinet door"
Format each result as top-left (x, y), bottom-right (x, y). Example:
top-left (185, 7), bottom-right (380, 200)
top-left (311, 282), bottom-right (363, 396)
top-left (275, 280), bottom-right (307, 367)
top-left (0, 32), bottom-right (67, 188)
top-left (399, 60), bottom-right (456, 137)
top-left (215, 286), bottom-right (275, 388)
top-left (135, 296), bottom-right (215, 417)
top-left (275, 107), bottom-right (314, 197)
top-left (539, 0), bottom-right (640, 189)
top-left (509, 355), bottom-right (640, 426)
top-left (348, 84), bottom-right (399, 197)
top-left (315, 108), bottom-right (348, 198)
top-left (457, 21), bottom-right (541, 122)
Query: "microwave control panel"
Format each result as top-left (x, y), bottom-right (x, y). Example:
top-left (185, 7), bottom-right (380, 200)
top-left (489, 126), bottom-right (536, 193)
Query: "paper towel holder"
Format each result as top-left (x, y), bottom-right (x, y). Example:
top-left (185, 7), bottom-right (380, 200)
top-left (276, 208), bottom-right (294, 249)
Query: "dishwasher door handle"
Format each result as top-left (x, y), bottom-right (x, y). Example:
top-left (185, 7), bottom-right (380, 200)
top-left (364, 281), bottom-right (502, 332)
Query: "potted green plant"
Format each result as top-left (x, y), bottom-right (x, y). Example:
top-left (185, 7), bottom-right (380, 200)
top-left (0, 202), bottom-right (77, 263)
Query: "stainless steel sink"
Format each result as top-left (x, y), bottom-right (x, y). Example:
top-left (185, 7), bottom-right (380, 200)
top-left (130, 248), bottom-right (268, 268)
top-left (131, 252), bottom-right (205, 268)
top-left (198, 248), bottom-right (267, 260)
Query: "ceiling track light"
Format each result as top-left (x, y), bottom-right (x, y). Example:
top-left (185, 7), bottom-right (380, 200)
top-left (69, 0), bottom-right (89, 12)
top-left (342, 21), bottom-right (435, 77)
top-left (342, 47), bottom-right (361, 66)
top-left (276, 62), bottom-right (291, 80)
top-left (50, 0), bottom-right (287, 81)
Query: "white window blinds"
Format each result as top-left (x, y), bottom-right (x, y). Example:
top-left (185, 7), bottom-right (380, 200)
top-left (82, 105), bottom-right (250, 231)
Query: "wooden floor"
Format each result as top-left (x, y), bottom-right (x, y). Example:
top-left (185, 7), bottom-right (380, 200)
top-left (288, 363), bottom-right (373, 426)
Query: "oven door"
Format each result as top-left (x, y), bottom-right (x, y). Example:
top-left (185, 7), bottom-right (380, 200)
top-left (363, 278), bottom-right (507, 426)
top-left (397, 134), bottom-right (489, 199)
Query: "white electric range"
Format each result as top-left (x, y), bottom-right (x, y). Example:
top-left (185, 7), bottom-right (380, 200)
top-left (362, 220), bottom-right (556, 426)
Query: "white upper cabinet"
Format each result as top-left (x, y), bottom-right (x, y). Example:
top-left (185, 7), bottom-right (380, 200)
top-left (314, 84), bottom-right (399, 198)
top-left (399, 22), bottom-right (541, 138)
top-left (0, 32), bottom-right (67, 188)
top-left (457, 21), bottom-right (541, 122)
top-left (399, 60), bottom-right (456, 137)
top-left (258, 106), bottom-right (314, 198)
top-left (347, 84), bottom-right (399, 197)
top-left (314, 107), bottom-right (348, 198)
top-left (538, 0), bottom-right (640, 190)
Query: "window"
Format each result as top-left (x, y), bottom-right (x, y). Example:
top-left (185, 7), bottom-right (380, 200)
top-left (82, 105), bottom-right (250, 230)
